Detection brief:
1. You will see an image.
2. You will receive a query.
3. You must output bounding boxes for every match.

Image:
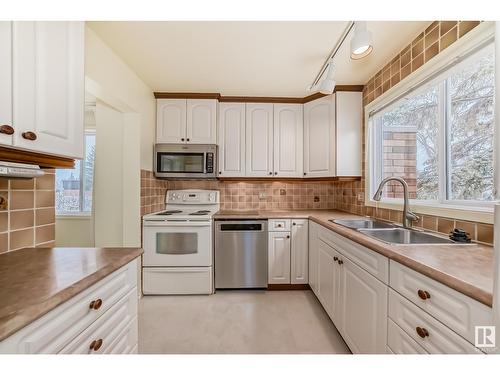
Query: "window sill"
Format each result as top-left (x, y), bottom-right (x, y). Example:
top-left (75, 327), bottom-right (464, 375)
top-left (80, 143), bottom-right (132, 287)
top-left (365, 199), bottom-right (494, 224)
top-left (56, 214), bottom-right (93, 220)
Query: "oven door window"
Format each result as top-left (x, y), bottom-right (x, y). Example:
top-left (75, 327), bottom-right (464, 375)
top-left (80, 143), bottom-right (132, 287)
top-left (157, 153), bottom-right (204, 173)
top-left (156, 232), bottom-right (198, 255)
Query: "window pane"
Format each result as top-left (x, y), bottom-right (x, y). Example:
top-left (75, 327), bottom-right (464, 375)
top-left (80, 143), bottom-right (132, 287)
top-left (55, 132), bottom-right (95, 215)
top-left (379, 85), bottom-right (439, 200)
top-left (448, 51), bottom-right (495, 201)
top-left (83, 134), bottom-right (96, 212)
top-left (56, 160), bottom-right (81, 213)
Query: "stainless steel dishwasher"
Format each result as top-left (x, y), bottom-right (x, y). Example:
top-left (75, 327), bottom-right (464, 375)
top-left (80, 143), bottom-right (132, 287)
top-left (214, 220), bottom-right (268, 289)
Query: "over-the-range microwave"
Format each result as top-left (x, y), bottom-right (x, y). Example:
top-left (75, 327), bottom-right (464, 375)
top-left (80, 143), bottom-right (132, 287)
top-left (154, 143), bottom-right (217, 179)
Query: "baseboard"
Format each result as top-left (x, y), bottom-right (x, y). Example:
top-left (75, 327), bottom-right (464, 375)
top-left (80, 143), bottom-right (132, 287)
top-left (267, 284), bottom-right (311, 291)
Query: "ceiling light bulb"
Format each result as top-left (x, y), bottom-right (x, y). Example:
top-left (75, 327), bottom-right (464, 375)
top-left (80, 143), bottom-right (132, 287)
top-left (351, 21), bottom-right (373, 60)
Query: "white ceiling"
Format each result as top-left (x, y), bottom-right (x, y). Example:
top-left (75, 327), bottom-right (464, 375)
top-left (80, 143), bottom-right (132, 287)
top-left (87, 21), bottom-right (431, 97)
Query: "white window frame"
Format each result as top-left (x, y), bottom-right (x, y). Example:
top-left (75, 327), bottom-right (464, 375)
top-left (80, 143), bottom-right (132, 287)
top-left (56, 129), bottom-right (96, 218)
top-left (365, 21), bottom-right (496, 224)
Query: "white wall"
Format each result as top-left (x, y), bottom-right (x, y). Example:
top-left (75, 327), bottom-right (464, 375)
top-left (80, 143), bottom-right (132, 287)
top-left (85, 26), bottom-right (156, 171)
top-left (93, 102), bottom-right (141, 247)
top-left (55, 217), bottom-right (94, 247)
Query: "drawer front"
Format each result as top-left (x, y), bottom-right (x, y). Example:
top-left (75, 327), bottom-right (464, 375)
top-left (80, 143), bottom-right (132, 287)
top-left (269, 219), bottom-right (291, 232)
top-left (388, 289), bottom-right (481, 354)
top-left (389, 260), bottom-right (492, 344)
top-left (317, 224), bottom-right (388, 283)
top-left (105, 317), bottom-right (138, 354)
top-left (60, 288), bottom-right (138, 354)
top-left (387, 318), bottom-right (427, 354)
top-left (6, 259), bottom-right (138, 354)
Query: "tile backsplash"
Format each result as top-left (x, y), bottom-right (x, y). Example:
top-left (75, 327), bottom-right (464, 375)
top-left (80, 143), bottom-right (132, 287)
top-left (140, 170), bottom-right (336, 216)
top-left (0, 169), bottom-right (56, 253)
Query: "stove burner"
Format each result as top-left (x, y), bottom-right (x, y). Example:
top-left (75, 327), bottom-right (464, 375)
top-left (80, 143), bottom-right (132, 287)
top-left (189, 210), bottom-right (211, 216)
top-left (155, 210), bottom-right (183, 215)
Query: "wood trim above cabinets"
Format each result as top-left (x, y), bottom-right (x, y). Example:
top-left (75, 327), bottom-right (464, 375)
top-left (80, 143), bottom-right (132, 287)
top-left (154, 92), bottom-right (221, 99)
top-left (153, 85), bottom-right (364, 103)
top-left (219, 96), bottom-right (304, 104)
top-left (0, 146), bottom-right (75, 168)
top-left (217, 176), bottom-right (361, 182)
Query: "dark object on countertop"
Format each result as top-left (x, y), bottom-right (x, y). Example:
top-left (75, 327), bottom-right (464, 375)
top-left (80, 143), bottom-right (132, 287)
top-left (449, 228), bottom-right (472, 243)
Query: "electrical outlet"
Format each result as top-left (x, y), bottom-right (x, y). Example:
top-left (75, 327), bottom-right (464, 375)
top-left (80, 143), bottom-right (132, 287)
top-left (279, 189), bottom-right (286, 196)
top-left (313, 196), bottom-right (320, 202)
top-left (357, 193), bottom-right (364, 203)
top-left (258, 192), bottom-right (266, 200)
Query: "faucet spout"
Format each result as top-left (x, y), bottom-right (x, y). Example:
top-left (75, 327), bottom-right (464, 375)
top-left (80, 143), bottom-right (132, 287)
top-left (372, 177), bottom-right (419, 228)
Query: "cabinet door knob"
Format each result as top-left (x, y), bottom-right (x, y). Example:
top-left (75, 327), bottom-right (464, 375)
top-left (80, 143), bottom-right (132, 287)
top-left (0, 125), bottom-right (14, 135)
top-left (334, 256), bottom-right (338, 261)
top-left (303, 172), bottom-right (307, 176)
top-left (268, 172), bottom-right (273, 175)
top-left (181, 138), bottom-right (185, 141)
top-left (89, 299), bottom-right (102, 310)
top-left (417, 290), bottom-right (431, 300)
top-left (292, 222), bottom-right (296, 226)
top-left (274, 172), bottom-right (278, 175)
top-left (89, 338), bottom-right (103, 351)
top-left (338, 259), bottom-right (343, 265)
top-left (286, 235), bottom-right (290, 239)
top-left (22, 131), bottom-right (37, 141)
top-left (416, 327), bottom-right (429, 338)
top-left (186, 138), bottom-right (190, 142)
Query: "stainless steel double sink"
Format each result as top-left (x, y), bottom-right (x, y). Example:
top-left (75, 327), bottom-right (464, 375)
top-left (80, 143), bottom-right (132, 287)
top-left (330, 219), bottom-right (456, 245)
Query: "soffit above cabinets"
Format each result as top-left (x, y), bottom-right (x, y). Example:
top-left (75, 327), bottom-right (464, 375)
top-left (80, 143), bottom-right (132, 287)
top-left (87, 21), bottom-right (432, 97)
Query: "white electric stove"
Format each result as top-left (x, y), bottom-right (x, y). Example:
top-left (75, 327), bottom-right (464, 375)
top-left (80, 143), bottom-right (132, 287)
top-left (142, 189), bottom-right (219, 295)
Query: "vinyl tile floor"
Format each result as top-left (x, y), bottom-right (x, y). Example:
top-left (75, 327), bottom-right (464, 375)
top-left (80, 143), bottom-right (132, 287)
top-left (138, 290), bottom-right (351, 354)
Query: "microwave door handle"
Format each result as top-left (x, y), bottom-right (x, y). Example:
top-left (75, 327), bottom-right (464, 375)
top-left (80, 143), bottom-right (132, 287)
top-left (204, 152), bottom-right (207, 174)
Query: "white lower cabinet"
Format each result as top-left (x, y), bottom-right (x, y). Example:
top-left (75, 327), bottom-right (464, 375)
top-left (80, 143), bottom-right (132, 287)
top-left (291, 219), bottom-right (308, 284)
top-left (316, 239), bottom-right (340, 322)
top-left (308, 221), bottom-right (491, 354)
top-left (268, 219), bottom-right (308, 285)
top-left (0, 259), bottom-right (139, 354)
top-left (337, 255), bottom-right (388, 354)
top-left (268, 231), bottom-right (291, 284)
top-left (308, 222), bottom-right (319, 295)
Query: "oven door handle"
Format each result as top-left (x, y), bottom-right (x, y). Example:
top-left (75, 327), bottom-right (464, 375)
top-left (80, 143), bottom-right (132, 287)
top-left (144, 220), bottom-right (212, 227)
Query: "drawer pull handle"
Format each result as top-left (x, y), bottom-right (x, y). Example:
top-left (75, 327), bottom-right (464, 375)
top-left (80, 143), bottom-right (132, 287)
top-left (22, 131), bottom-right (37, 141)
top-left (416, 326), bottom-right (429, 338)
top-left (89, 338), bottom-right (103, 351)
top-left (277, 224), bottom-right (282, 227)
top-left (89, 299), bottom-right (103, 310)
top-left (0, 124), bottom-right (14, 135)
top-left (417, 290), bottom-right (431, 300)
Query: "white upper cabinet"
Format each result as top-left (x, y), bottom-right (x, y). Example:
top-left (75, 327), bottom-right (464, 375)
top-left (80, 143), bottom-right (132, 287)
top-left (186, 99), bottom-right (217, 144)
top-left (273, 104), bottom-right (303, 177)
top-left (0, 22), bottom-right (13, 146)
top-left (0, 22), bottom-right (84, 158)
top-left (245, 103), bottom-right (274, 177)
top-left (156, 99), bottom-right (187, 143)
top-left (12, 22), bottom-right (84, 158)
top-left (157, 99), bottom-right (217, 144)
top-left (303, 95), bottom-right (336, 177)
top-left (218, 103), bottom-right (246, 177)
top-left (335, 92), bottom-right (362, 176)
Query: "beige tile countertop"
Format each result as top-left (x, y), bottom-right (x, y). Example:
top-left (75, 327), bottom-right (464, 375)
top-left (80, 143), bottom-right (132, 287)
top-left (214, 209), bottom-right (494, 307)
top-left (0, 247), bottom-right (143, 342)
